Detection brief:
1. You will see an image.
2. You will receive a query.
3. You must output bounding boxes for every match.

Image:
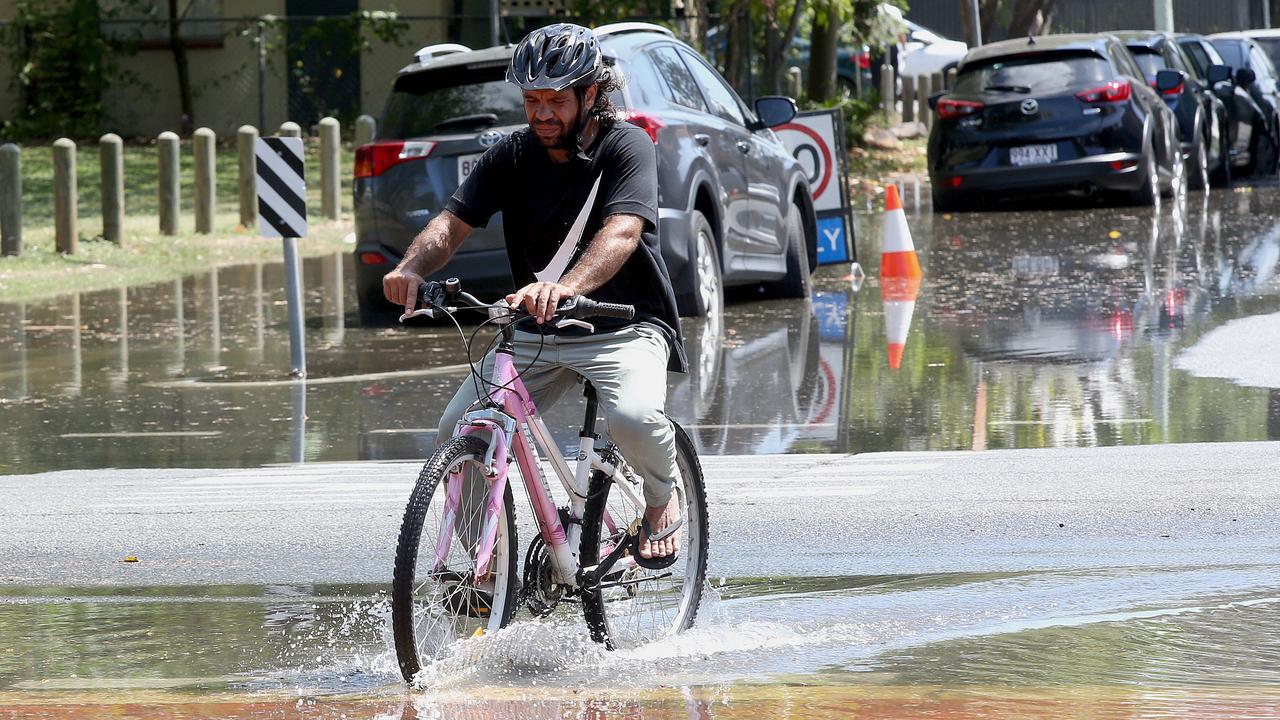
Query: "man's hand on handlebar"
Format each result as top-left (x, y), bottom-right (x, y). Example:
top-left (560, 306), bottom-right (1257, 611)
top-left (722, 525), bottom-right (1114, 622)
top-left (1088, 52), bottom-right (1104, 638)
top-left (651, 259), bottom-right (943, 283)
top-left (383, 267), bottom-right (426, 317)
top-left (507, 281), bottom-right (578, 324)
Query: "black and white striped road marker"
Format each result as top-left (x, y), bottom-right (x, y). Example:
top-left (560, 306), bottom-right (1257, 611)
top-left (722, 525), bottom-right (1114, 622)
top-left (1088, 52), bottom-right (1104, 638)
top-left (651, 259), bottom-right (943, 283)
top-left (255, 137), bottom-right (307, 238)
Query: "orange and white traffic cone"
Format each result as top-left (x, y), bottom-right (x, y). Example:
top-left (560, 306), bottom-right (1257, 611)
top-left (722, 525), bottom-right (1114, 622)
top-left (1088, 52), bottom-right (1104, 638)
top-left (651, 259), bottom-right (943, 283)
top-left (881, 184), bottom-right (922, 370)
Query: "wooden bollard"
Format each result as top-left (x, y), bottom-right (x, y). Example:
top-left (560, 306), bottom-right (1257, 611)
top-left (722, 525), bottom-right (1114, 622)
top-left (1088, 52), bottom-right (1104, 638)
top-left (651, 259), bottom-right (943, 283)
top-left (879, 65), bottom-right (894, 117)
top-left (237, 125), bottom-right (258, 230)
top-left (278, 121), bottom-right (301, 138)
top-left (100, 133), bottom-right (124, 245)
top-left (901, 75), bottom-right (915, 123)
top-left (0, 143), bottom-right (20, 256)
top-left (158, 132), bottom-right (180, 236)
top-left (918, 74), bottom-right (932, 129)
top-left (946, 67), bottom-right (957, 90)
top-left (787, 67), bottom-right (802, 98)
top-left (355, 114), bottom-right (376, 146)
top-left (193, 127), bottom-right (215, 234)
top-left (931, 71), bottom-right (945, 98)
top-left (53, 138), bottom-right (77, 255)
top-left (319, 117), bottom-right (340, 220)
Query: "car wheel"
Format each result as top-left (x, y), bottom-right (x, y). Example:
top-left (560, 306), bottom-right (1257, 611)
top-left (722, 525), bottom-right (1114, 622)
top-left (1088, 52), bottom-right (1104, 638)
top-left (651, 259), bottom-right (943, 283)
top-left (1123, 140), bottom-right (1159, 207)
top-left (1188, 133), bottom-right (1209, 191)
top-left (1163, 144), bottom-right (1185, 199)
top-left (1210, 125), bottom-right (1232, 187)
top-left (1244, 119), bottom-right (1278, 176)
top-left (760, 202), bottom-right (813, 300)
top-left (677, 210), bottom-right (724, 320)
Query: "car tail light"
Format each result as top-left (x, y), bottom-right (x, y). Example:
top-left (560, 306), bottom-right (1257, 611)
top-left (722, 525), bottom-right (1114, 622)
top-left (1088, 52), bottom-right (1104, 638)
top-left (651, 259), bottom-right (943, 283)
top-left (856, 51), bottom-right (871, 69)
top-left (354, 141), bottom-right (437, 178)
top-left (949, 176), bottom-right (964, 188)
top-left (1075, 80), bottom-right (1131, 103)
top-left (625, 111), bottom-right (665, 143)
top-left (936, 98), bottom-right (984, 120)
top-left (359, 251), bottom-right (389, 265)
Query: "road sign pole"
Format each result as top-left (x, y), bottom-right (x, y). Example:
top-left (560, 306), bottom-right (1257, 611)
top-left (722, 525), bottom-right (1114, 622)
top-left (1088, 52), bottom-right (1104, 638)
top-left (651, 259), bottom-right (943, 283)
top-left (282, 235), bottom-right (306, 378)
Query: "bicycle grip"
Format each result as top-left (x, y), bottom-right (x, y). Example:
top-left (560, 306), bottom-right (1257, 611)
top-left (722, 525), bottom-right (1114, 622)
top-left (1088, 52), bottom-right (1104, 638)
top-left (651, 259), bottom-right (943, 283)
top-left (577, 298), bottom-right (635, 320)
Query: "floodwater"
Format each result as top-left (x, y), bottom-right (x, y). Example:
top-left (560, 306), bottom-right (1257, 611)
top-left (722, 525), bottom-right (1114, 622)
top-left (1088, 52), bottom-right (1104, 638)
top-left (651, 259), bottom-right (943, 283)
top-left (3, 187), bottom-right (1280, 474)
top-left (4, 186), bottom-right (1280, 716)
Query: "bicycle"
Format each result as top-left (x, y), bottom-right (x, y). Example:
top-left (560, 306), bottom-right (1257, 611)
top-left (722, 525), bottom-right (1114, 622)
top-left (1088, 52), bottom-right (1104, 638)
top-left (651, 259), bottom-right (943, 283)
top-left (390, 278), bottom-right (709, 685)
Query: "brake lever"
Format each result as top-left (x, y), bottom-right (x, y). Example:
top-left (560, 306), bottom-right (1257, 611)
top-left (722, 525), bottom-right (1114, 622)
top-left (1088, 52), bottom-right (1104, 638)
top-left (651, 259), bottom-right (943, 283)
top-left (554, 318), bottom-right (595, 332)
top-left (399, 305), bottom-right (452, 322)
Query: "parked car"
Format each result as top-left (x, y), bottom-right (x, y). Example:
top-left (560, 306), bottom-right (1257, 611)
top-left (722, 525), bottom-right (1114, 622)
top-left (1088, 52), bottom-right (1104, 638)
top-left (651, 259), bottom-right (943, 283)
top-left (1240, 28), bottom-right (1280, 72)
top-left (927, 33), bottom-right (1183, 211)
top-left (1176, 33), bottom-right (1269, 181)
top-left (353, 23), bottom-right (817, 326)
top-left (1114, 31), bottom-right (1228, 189)
top-left (878, 4), bottom-right (968, 80)
top-left (1207, 33), bottom-right (1280, 176)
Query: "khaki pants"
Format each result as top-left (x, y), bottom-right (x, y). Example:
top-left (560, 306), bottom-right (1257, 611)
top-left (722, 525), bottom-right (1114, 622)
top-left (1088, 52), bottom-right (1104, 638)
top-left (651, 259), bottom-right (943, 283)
top-left (437, 323), bottom-right (678, 518)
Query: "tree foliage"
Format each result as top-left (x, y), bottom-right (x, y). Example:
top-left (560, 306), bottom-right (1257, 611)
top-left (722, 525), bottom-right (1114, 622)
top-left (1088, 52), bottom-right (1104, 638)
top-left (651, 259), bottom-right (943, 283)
top-left (959, 0), bottom-right (1059, 45)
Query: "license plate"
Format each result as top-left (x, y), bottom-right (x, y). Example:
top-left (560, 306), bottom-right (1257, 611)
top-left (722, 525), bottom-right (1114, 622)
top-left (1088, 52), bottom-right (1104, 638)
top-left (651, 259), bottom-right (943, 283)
top-left (1010, 144), bottom-right (1058, 166)
top-left (1012, 254), bottom-right (1060, 277)
top-left (457, 154), bottom-right (482, 181)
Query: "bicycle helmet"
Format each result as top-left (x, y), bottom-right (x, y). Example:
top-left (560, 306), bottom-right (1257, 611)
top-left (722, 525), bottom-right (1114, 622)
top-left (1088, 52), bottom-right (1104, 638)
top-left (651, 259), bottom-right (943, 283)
top-left (507, 23), bottom-right (601, 91)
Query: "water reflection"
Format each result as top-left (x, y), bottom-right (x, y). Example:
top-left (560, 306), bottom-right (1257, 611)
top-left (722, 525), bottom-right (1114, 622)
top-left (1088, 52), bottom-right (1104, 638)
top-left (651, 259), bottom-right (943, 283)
top-left (3, 186), bottom-right (1280, 474)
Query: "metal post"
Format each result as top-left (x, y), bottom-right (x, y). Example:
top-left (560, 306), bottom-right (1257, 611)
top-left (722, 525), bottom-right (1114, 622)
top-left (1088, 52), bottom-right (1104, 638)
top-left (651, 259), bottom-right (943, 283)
top-left (53, 138), bottom-right (77, 254)
top-left (290, 379), bottom-right (307, 463)
top-left (282, 236), bottom-right (307, 378)
top-left (100, 133), bottom-right (124, 245)
top-left (158, 132), bottom-right (180, 235)
top-left (1154, 0), bottom-right (1174, 32)
top-left (116, 286), bottom-right (129, 386)
top-left (193, 127), bottom-right (216, 234)
top-left (0, 144), bottom-right (20, 256)
top-left (256, 20), bottom-right (266, 133)
top-left (970, 0), bottom-right (983, 46)
top-left (238, 126), bottom-right (259, 230)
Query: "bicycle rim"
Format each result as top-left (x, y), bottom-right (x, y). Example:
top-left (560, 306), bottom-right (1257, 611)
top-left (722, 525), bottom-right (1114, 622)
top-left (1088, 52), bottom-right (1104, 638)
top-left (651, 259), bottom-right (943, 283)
top-left (391, 435), bottom-right (518, 684)
top-left (580, 420), bottom-right (708, 649)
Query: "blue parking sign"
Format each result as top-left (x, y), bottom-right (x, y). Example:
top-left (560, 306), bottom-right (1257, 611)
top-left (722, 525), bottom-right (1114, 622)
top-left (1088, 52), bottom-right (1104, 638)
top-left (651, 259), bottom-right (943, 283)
top-left (816, 214), bottom-right (850, 265)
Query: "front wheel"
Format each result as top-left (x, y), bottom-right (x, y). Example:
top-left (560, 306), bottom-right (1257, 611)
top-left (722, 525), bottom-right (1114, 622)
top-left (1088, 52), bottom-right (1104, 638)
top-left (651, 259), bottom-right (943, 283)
top-left (579, 420), bottom-right (709, 650)
top-left (760, 201), bottom-right (813, 300)
top-left (391, 435), bottom-right (519, 684)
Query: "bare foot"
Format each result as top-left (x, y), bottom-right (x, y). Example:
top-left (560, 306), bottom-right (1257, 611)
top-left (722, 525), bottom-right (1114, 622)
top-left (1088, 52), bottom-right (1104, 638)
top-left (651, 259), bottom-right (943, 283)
top-left (639, 495), bottom-right (682, 559)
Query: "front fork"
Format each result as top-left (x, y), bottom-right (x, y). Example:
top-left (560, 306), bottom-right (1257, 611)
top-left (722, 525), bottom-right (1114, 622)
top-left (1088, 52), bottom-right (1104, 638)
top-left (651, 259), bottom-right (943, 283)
top-left (433, 417), bottom-right (511, 578)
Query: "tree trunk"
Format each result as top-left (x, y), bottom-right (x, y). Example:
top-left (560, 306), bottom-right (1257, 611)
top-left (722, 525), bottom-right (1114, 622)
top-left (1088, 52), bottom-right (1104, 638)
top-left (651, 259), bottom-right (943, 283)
top-left (723, 0), bottom-right (752, 95)
top-left (1008, 0), bottom-right (1058, 37)
top-left (807, 0), bottom-right (839, 102)
top-left (168, 0), bottom-right (194, 134)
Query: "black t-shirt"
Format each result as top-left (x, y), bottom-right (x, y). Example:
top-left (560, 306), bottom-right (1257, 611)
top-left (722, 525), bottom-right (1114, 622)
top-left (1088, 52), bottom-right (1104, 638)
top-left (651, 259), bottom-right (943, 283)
top-left (445, 121), bottom-right (687, 373)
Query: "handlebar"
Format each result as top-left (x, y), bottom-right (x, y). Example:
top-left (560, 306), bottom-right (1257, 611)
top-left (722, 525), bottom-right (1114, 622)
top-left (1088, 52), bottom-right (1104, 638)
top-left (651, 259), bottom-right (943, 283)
top-left (415, 278), bottom-right (635, 322)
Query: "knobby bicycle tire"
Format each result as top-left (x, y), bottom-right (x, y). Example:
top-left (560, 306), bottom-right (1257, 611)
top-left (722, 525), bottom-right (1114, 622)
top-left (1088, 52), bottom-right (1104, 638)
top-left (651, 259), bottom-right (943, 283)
top-left (391, 435), bottom-right (518, 684)
top-left (578, 419), bottom-right (709, 649)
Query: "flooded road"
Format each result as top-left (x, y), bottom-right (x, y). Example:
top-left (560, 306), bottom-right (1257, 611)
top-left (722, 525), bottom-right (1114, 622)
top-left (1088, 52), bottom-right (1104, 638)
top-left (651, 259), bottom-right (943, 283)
top-left (4, 186), bottom-right (1280, 717)
top-left (4, 187), bottom-right (1280, 475)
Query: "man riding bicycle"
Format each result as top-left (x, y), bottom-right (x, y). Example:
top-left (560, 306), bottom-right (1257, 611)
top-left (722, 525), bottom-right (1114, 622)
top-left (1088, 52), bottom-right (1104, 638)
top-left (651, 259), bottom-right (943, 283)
top-left (383, 23), bottom-right (688, 560)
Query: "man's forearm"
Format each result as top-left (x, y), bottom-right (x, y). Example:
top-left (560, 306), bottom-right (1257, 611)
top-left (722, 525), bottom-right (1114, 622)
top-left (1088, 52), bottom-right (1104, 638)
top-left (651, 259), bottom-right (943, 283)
top-left (560, 214), bottom-right (644, 294)
top-left (397, 211), bottom-right (471, 276)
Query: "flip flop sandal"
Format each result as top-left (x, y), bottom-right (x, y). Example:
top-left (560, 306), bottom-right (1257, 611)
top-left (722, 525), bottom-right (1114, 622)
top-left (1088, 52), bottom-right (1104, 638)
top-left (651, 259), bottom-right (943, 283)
top-left (629, 509), bottom-right (684, 570)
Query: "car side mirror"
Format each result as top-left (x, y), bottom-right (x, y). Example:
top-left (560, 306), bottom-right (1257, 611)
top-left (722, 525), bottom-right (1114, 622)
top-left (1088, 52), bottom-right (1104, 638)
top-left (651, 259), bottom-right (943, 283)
top-left (927, 90), bottom-right (946, 110)
top-left (751, 95), bottom-right (798, 130)
top-left (1237, 67), bottom-right (1257, 86)
top-left (1155, 69), bottom-right (1183, 93)
top-left (1207, 63), bottom-right (1232, 85)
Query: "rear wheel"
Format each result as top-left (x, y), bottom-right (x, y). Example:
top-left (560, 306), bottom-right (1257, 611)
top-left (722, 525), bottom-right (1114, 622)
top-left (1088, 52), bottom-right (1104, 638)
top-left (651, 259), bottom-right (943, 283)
top-left (1124, 140), bottom-right (1159, 207)
top-left (1244, 118), bottom-right (1279, 176)
top-left (760, 202), bottom-right (813, 300)
top-left (391, 435), bottom-right (518, 684)
top-left (1210, 123), bottom-right (1233, 187)
top-left (579, 420), bottom-right (709, 650)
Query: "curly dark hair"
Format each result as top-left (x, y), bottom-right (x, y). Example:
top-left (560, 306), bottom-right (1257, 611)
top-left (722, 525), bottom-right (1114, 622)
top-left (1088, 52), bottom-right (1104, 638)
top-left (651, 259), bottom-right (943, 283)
top-left (586, 64), bottom-right (624, 130)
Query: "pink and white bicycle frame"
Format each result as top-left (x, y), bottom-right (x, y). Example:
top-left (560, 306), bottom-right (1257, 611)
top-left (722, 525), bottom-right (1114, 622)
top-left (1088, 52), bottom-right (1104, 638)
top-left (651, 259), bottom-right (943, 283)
top-left (432, 344), bottom-right (643, 586)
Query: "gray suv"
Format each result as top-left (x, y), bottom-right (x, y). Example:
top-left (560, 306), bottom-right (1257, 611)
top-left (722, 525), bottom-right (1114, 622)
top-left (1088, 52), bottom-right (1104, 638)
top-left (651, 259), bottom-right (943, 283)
top-left (353, 23), bottom-right (818, 324)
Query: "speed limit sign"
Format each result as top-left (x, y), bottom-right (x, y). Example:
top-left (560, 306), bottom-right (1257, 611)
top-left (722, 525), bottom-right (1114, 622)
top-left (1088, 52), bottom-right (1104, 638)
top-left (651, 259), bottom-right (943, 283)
top-left (776, 110), bottom-right (855, 265)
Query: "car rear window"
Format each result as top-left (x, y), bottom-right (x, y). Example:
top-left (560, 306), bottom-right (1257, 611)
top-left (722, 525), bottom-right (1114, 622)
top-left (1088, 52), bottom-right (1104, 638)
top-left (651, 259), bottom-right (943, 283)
top-left (954, 52), bottom-right (1111, 94)
top-left (382, 64), bottom-right (525, 140)
top-left (1128, 49), bottom-right (1165, 79)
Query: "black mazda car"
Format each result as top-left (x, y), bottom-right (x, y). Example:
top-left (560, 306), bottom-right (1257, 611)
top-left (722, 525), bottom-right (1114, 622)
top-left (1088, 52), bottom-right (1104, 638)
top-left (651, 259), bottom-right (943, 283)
top-left (928, 34), bottom-right (1182, 211)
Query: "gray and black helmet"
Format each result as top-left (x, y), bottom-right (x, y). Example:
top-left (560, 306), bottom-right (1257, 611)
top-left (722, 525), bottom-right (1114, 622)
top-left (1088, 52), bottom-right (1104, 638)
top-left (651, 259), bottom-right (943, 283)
top-left (507, 24), bottom-right (601, 92)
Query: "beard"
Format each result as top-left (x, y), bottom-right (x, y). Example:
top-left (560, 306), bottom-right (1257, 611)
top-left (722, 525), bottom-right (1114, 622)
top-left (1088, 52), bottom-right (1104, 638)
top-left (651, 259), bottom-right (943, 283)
top-left (531, 117), bottom-right (575, 150)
